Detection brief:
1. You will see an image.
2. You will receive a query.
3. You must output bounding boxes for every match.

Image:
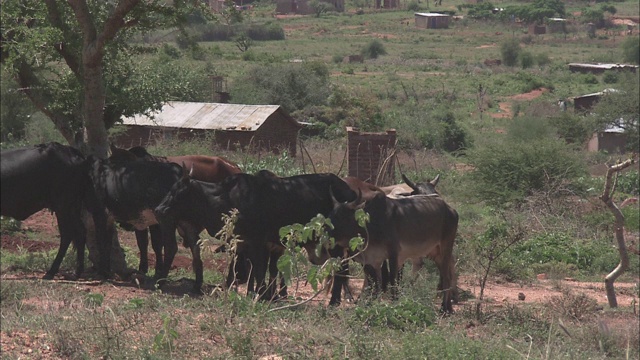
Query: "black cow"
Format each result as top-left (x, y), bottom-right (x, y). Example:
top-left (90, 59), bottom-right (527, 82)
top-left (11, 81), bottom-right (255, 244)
top-left (1, 142), bottom-right (108, 279)
top-left (88, 157), bottom-right (207, 291)
top-left (154, 171), bottom-right (357, 302)
top-left (329, 190), bottom-right (459, 313)
top-left (108, 145), bottom-right (242, 277)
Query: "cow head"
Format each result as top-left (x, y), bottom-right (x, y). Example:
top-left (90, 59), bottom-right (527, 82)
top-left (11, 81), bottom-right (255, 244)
top-left (328, 187), bottom-right (366, 247)
top-left (155, 166), bottom-right (234, 235)
top-left (154, 166), bottom-right (195, 224)
top-left (402, 173), bottom-right (440, 196)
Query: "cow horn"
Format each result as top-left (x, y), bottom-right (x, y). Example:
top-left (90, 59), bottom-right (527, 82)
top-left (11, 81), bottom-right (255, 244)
top-left (329, 186), bottom-right (340, 207)
top-left (189, 164), bottom-right (194, 178)
top-left (347, 189), bottom-right (364, 210)
top-left (430, 174), bottom-right (440, 187)
top-left (181, 162), bottom-right (190, 180)
top-left (402, 173), bottom-right (417, 191)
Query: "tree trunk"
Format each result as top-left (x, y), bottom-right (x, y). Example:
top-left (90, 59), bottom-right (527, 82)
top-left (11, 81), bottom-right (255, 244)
top-left (600, 159), bottom-right (635, 308)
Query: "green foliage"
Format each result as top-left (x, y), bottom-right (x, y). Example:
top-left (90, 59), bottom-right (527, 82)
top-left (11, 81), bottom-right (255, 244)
top-left (500, 38), bottom-right (521, 67)
top-left (534, 52), bottom-right (552, 66)
top-left (0, 216), bottom-right (21, 233)
top-left (309, 0), bottom-right (335, 17)
top-left (519, 51), bottom-right (534, 69)
top-left (513, 232), bottom-right (598, 268)
top-left (622, 36), bottom-right (640, 64)
top-left (549, 112), bottom-right (592, 146)
top-left (84, 293), bottom-right (105, 308)
top-left (238, 151), bottom-right (302, 177)
top-left (230, 63), bottom-right (331, 114)
top-left (602, 71), bottom-right (619, 84)
top-left (622, 204), bottom-right (640, 231)
top-left (407, 1), bottom-right (421, 12)
top-left (153, 314), bottom-right (179, 353)
top-left (466, 2), bottom-right (497, 20)
top-left (468, 123), bottom-right (587, 206)
top-left (590, 73), bottom-right (639, 152)
top-left (503, 0), bottom-right (565, 24)
top-left (353, 299), bottom-right (435, 330)
top-left (0, 76), bottom-right (33, 142)
top-left (361, 39), bottom-right (387, 60)
top-left (616, 170), bottom-right (639, 196)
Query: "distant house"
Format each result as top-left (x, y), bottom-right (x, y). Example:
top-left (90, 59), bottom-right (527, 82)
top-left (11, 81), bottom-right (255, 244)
top-left (114, 102), bottom-right (301, 156)
top-left (415, 13), bottom-right (451, 29)
top-left (568, 63), bottom-right (638, 75)
top-left (572, 89), bottom-right (617, 113)
top-left (547, 18), bottom-right (567, 33)
top-left (528, 24), bottom-right (546, 35)
top-left (587, 124), bottom-right (627, 154)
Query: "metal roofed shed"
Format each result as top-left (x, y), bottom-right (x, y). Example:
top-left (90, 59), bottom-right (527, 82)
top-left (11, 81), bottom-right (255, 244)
top-left (115, 102), bottom-right (302, 155)
top-left (568, 63), bottom-right (638, 74)
top-left (415, 13), bottom-right (451, 29)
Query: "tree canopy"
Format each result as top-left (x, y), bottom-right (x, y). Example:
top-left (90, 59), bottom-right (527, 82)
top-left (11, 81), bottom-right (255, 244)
top-left (1, 0), bottom-right (209, 156)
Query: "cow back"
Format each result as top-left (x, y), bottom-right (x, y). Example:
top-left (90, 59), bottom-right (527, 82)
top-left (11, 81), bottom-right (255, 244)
top-left (90, 158), bottom-right (183, 225)
top-left (1, 142), bottom-right (90, 220)
top-left (227, 172), bottom-right (357, 238)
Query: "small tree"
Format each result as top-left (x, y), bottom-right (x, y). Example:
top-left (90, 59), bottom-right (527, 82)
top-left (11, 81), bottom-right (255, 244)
top-left (309, 0), bottom-right (333, 18)
top-left (600, 159), bottom-right (636, 308)
top-left (361, 39), bottom-right (387, 60)
top-left (500, 38), bottom-right (521, 67)
top-left (622, 36), bottom-right (640, 64)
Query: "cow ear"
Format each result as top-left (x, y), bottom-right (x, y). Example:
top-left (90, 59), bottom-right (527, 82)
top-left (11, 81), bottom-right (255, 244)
top-left (402, 173), bottom-right (417, 191)
top-left (430, 174), bottom-right (440, 187)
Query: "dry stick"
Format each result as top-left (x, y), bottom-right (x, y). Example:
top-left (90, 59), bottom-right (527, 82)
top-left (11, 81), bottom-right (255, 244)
top-left (600, 158), bottom-right (636, 308)
top-left (375, 143), bottom-right (397, 186)
top-left (299, 139), bottom-right (317, 174)
top-left (336, 143), bottom-right (350, 176)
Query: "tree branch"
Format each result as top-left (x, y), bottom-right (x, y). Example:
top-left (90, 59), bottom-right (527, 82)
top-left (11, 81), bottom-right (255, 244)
top-left (44, 0), bottom-right (81, 77)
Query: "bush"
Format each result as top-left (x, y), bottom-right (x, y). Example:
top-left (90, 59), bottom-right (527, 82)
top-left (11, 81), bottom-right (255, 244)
top-left (622, 36), bottom-right (640, 64)
top-left (520, 51), bottom-right (534, 69)
top-left (468, 133), bottom-right (587, 206)
top-left (361, 39), bottom-right (387, 60)
top-left (549, 112), bottom-right (592, 146)
top-left (534, 52), bottom-right (551, 66)
top-left (500, 38), bottom-right (521, 67)
top-left (230, 63), bottom-right (331, 114)
top-left (602, 71), bottom-right (619, 84)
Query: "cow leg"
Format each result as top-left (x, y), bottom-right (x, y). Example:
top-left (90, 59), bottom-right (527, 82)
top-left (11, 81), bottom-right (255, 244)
top-left (135, 229), bottom-right (150, 274)
top-left (161, 226), bottom-right (178, 282)
top-left (149, 225), bottom-right (164, 279)
top-left (387, 254), bottom-right (399, 300)
top-left (247, 244), bottom-right (269, 300)
top-left (328, 246), bottom-right (348, 306)
top-left (187, 232), bottom-right (203, 294)
top-left (44, 211), bottom-right (79, 280)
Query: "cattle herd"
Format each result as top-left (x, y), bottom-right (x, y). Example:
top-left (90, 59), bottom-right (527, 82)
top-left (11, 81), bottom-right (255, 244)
top-left (1, 142), bottom-right (459, 313)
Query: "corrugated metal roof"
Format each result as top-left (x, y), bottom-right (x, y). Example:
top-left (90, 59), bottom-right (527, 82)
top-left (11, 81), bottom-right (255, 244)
top-left (121, 102), bottom-right (298, 131)
top-left (415, 12), bottom-right (450, 17)
top-left (568, 63), bottom-right (639, 70)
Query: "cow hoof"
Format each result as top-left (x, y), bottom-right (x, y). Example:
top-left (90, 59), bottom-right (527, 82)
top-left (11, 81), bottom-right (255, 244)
top-left (42, 273), bottom-right (55, 280)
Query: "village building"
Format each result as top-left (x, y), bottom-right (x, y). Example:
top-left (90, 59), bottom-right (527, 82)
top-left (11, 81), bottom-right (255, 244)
top-left (114, 102), bottom-right (301, 156)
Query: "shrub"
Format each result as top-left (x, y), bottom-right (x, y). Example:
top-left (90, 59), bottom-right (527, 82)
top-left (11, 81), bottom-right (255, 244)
top-left (520, 51), bottom-right (534, 69)
top-left (500, 38), bottom-right (521, 67)
top-left (361, 39), bottom-right (387, 60)
top-left (549, 112), bottom-right (592, 146)
top-left (534, 52), bottom-right (551, 66)
top-left (468, 133), bottom-right (587, 206)
top-left (602, 71), bottom-right (619, 84)
top-left (622, 36), bottom-right (640, 64)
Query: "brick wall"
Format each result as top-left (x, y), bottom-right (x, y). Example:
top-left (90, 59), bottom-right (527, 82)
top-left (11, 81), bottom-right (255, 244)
top-left (347, 127), bottom-right (396, 185)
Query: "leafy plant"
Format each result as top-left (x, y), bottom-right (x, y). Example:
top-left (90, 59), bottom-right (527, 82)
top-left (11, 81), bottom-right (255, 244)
top-left (361, 39), bottom-right (387, 60)
top-left (501, 38), bottom-right (521, 67)
top-left (153, 314), bottom-right (179, 353)
top-left (353, 298), bottom-right (435, 330)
